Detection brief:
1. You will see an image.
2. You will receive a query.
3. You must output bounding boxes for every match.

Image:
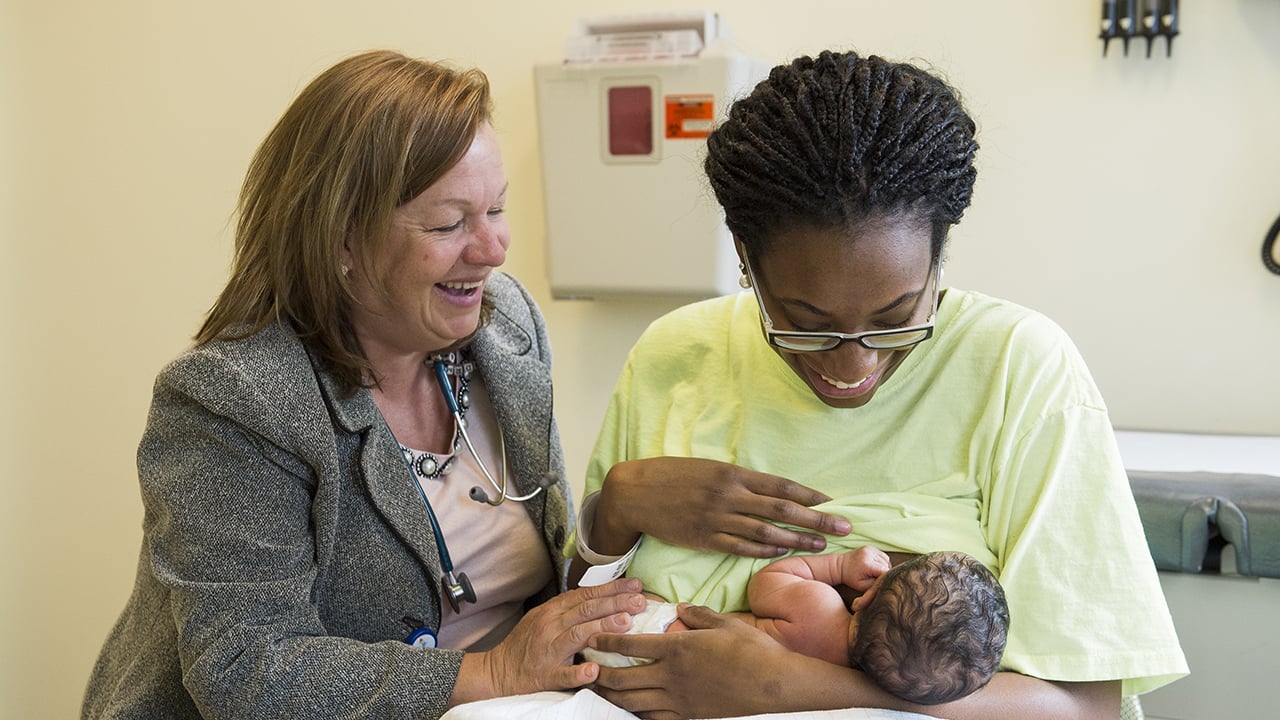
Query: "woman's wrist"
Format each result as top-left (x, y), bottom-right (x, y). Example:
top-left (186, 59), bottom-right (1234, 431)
top-left (575, 490), bottom-right (641, 586)
top-left (591, 464), bottom-right (642, 555)
top-left (575, 493), bottom-right (632, 560)
top-left (447, 650), bottom-right (496, 708)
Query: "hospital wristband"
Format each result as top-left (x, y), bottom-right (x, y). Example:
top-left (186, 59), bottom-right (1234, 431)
top-left (575, 492), bottom-right (641, 586)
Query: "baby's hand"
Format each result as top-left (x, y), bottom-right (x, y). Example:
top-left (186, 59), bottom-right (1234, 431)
top-left (840, 545), bottom-right (891, 592)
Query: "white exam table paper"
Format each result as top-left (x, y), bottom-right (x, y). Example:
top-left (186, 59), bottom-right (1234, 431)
top-left (440, 688), bottom-right (940, 720)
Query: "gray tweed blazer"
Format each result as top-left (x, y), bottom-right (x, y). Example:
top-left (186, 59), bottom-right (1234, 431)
top-left (81, 272), bottom-right (571, 720)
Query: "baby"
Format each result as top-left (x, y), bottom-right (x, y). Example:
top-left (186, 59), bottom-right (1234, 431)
top-left (591, 548), bottom-right (1009, 706)
top-left (749, 548), bottom-right (1009, 705)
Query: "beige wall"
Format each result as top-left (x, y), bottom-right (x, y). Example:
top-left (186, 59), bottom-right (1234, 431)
top-left (4, 1), bottom-right (1279, 716)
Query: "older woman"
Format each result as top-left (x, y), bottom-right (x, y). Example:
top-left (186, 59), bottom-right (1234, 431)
top-left (81, 50), bottom-right (645, 719)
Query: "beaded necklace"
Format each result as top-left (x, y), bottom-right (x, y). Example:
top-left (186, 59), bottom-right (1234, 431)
top-left (398, 351), bottom-right (474, 482)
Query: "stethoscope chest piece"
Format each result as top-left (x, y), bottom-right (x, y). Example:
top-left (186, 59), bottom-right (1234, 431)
top-left (442, 569), bottom-right (476, 614)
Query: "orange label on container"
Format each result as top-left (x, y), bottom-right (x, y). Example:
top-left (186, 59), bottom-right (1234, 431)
top-left (665, 94), bottom-right (715, 139)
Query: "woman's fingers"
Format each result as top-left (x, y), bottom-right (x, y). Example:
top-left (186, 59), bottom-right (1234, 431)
top-left (709, 513), bottom-right (840, 557)
top-left (562, 579), bottom-right (647, 619)
top-left (592, 607), bottom-right (786, 719)
top-left (549, 660), bottom-right (599, 689)
top-left (545, 582), bottom-right (646, 648)
top-left (590, 604), bottom-right (723, 662)
top-left (560, 610), bottom-right (635, 653)
top-left (590, 629), bottom-right (668, 667)
top-left (735, 479), bottom-right (851, 537)
top-left (482, 579), bottom-right (646, 696)
top-left (672, 603), bottom-right (724, 630)
top-left (593, 686), bottom-right (675, 719)
top-left (570, 576), bottom-right (645, 602)
top-left (598, 457), bottom-right (850, 558)
top-left (740, 471), bottom-right (832, 508)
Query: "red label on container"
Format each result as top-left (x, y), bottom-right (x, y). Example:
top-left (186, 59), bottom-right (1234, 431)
top-left (665, 94), bottom-right (714, 139)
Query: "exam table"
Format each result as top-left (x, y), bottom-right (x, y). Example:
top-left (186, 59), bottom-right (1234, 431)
top-left (1118, 430), bottom-right (1280, 720)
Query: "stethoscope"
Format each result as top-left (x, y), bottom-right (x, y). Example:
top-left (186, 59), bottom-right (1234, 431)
top-left (429, 359), bottom-right (546, 507)
top-left (390, 355), bottom-right (550, 637)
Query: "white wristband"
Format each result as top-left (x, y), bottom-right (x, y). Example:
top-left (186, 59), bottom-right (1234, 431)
top-left (575, 492), bottom-right (641, 586)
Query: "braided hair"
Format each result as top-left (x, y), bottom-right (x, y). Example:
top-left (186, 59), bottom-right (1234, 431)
top-left (705, 50), bottom-right (978, 258)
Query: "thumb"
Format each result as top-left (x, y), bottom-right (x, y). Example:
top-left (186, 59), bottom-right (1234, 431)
top-left (674, 603), bottom-right (724, 630)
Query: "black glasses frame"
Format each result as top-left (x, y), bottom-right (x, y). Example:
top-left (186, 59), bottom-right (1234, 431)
top-left (742, 253), bottom-right (942, 353)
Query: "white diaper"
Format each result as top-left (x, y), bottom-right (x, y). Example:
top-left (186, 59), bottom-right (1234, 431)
top-left (581, 600), bottom-right (679, 667)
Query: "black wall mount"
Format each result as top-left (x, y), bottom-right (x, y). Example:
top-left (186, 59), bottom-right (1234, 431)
top-left (1100, 0), bottom-right (1180, 58)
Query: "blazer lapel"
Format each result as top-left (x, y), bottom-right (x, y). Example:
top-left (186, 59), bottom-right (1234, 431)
top-left (473, 309), bottom-right (558, 533)
top-left (473, 302), bottom-right (563, 538)
top-left (315, 368), bottom-right (445, 583)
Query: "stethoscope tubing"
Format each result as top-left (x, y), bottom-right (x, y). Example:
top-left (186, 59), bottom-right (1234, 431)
top-left (387, 356), bottom-right (550, 623)
top-left (432, 359), bottom-right (543, 505)
top-left (389, 414), bottom-right (475, 614)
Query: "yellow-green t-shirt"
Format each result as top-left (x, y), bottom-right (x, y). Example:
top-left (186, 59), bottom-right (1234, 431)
top-left (576, 288), bottom-right (1187, 696)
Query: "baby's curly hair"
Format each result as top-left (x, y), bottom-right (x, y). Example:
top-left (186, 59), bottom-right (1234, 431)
top-left (850, 551), bottom-right (1009, 706)
top-left (704, 50), bottom-right (978, 258)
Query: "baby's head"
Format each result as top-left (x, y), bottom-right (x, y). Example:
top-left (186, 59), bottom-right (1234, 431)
top-left (848, 550), bottom-right (1009, 705)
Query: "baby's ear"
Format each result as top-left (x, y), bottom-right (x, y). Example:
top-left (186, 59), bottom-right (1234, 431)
top-left (850, 578), bottom-right (883, 613)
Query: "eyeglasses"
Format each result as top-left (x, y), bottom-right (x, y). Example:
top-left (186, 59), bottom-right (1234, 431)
top-left (742, 253), bottom-right (942, 353)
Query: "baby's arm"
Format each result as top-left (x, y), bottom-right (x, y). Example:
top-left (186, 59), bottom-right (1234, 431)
top-left (746, 547), bottom-right (891, 666)
top-left (758, 545), bottom-right (891, 595)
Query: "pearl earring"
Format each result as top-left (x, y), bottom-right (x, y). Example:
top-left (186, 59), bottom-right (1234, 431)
top-left (341, 265), bottom-right (350, 277)
top-left (738, 262), bottom-right (751, 289)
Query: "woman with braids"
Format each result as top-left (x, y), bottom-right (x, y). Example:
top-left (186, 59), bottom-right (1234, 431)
top-left (568, 50), bottom-right (1187, 718)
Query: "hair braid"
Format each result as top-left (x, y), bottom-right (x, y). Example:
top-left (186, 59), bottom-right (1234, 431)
top-left (705, 50), bottom-right (978, 256)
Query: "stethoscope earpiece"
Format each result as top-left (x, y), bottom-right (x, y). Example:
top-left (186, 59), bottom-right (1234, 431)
top-left (467, 474), bottom-right (554, 506)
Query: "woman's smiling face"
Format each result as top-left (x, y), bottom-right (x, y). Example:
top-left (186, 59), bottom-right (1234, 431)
top-left (346, 122), bottom-right (510, 359)
top-left (743, 216), bottom-right (938, 409)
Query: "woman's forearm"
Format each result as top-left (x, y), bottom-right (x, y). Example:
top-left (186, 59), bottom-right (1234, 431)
top-left (923, 673), bottom-right (1120, 720)
top-left (768, 660), bottom-right (1119, 720)
top-left (593, 605), bottom-right (1120, 720)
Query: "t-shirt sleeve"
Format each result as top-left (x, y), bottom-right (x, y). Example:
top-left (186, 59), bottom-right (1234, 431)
top-left (981, 327), bottom-right (1187, 695)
